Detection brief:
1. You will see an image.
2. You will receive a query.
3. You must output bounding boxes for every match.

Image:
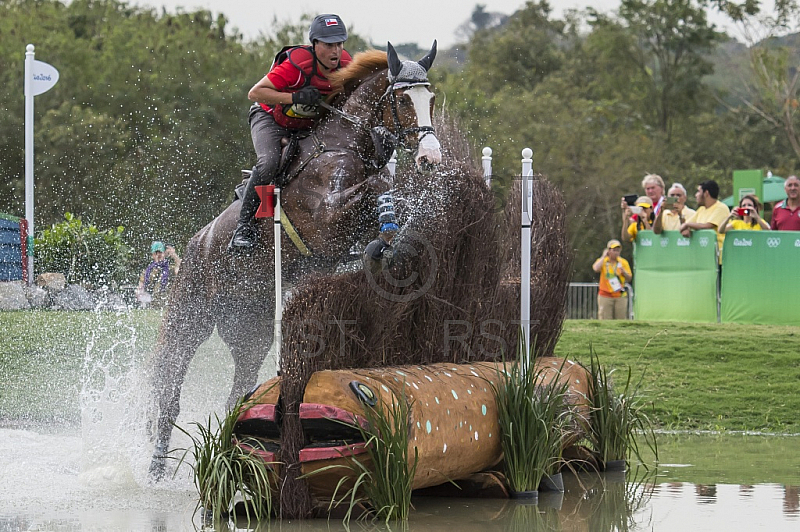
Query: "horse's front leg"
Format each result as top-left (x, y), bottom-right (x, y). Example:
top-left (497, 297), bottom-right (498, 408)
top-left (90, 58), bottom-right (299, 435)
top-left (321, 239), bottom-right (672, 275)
top-left (148, 304), bottom-right (215, 480)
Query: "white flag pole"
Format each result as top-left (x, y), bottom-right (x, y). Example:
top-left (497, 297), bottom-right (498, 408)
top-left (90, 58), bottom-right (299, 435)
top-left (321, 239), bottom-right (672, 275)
top-left (274, 187), bottom-right (282, 363)
top-left (520, 148), bottom-right (533, 371)
top-left (482, 147), bottom-right (492, 187)
top-left (24, 44), bottom-right (35, 286)
top-left (23, 44), bottom-right (59, 286)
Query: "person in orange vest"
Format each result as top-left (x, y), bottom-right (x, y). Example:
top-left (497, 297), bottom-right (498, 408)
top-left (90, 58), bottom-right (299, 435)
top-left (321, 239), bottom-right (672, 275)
top-left (592, 239), bottom-right (632, 320)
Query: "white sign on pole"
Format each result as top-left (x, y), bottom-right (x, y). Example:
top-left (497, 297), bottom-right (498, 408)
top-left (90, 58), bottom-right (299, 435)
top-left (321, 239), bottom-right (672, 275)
top-left (31, 60), bottom-right (60, 96)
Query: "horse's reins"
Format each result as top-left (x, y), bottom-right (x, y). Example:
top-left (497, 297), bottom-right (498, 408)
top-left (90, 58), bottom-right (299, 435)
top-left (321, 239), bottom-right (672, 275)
top-left (318, 100), bottom-right (365, 127)
top-left (318, 81), bottom-right (436, 150)
top-left (379, 80), bottom-right (436, 147)
top-left (278, 77), bottom-right (435, 257)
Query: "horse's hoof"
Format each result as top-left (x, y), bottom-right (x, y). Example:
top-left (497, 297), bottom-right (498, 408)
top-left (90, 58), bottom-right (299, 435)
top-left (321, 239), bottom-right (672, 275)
top-left (148, 455), bottom-right (166, 481)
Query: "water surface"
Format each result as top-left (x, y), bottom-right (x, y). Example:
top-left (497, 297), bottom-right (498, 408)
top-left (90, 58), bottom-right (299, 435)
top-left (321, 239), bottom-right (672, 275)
top-left (1, 316), bottom-right (798, 531)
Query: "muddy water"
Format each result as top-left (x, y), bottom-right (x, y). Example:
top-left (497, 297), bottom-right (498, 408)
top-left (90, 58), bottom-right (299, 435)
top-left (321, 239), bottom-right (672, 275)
top-left (1, 325), bottom-right (798, 531)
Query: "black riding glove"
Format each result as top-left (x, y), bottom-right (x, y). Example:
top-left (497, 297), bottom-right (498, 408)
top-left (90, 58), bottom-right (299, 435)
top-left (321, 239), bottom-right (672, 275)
top-left (292, 86), bottom-right (321, 106)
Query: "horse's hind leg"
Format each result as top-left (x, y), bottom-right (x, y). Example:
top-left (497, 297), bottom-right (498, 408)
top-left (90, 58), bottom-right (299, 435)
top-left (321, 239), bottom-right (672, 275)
top-left (216, 300), bottom-right (275, 411)
top-left (148, 303), bottom-right (215, 480)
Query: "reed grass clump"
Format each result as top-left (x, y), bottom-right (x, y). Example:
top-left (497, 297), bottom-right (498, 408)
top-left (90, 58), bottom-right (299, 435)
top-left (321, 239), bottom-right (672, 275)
top-left (311, 388), bottom-right (418, 525)
top-left (586, 349), bottom-right (658, 468)
top-left (490, 352), bottom-right (571, 493)
top-left (174, 396), bottom-right (276, 524)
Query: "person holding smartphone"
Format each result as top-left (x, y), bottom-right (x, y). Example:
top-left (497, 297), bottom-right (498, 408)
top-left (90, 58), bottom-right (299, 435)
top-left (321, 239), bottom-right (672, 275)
top-left (719, 195), bottom-right (770, 234)
top-left (592, 239), bottom-right (632, 320)
top-left (653, 183), bottom-right (696, 234)
top-left (620, 196), bottom-right (654, 242)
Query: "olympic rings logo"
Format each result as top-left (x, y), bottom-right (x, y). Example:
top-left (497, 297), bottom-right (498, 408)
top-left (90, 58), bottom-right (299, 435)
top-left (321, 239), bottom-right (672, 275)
top-left (698, 237), bottom-right (709, 247)
top-left (766, 238), bottom-right (781, 248)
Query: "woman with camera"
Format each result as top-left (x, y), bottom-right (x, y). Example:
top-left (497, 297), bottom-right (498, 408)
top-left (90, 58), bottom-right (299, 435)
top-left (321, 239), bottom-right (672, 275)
top-left (719, 195), bottom-right (770, 234)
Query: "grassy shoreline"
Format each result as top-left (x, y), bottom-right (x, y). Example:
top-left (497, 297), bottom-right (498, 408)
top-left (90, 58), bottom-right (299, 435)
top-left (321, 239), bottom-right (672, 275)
top-left (555, 320), bottom-right (800, 434)
top-left (1, 311), bottom-right (798, 434)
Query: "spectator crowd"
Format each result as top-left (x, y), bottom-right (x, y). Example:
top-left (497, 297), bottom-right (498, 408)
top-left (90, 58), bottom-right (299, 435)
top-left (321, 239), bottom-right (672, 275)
top-left (593, 174), bottom-right (800, 319)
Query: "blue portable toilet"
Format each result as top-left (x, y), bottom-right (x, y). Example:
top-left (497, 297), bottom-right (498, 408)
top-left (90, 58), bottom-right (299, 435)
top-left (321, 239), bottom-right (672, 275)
top-left (0, 215), bottom-right (23, 281)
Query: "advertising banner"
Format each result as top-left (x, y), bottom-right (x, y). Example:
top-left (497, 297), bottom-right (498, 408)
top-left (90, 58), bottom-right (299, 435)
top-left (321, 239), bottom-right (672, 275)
top-left (732, 169), bottom-right (763, 208)
top-left (721, 230), bottom-right (800, 325)
top-left (633, 230), bottom-right (718, 322)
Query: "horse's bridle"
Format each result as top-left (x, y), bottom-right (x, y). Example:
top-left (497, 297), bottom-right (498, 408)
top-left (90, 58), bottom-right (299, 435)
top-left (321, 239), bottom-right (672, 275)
top-left (377, 80), bottom-right (436, 148)
top-left (318, 78), bottom-right (436, 151)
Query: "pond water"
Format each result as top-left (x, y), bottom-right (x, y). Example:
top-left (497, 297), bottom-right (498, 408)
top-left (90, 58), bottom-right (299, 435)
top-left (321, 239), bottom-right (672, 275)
top-left (1, 324), bottom-right (798, 531)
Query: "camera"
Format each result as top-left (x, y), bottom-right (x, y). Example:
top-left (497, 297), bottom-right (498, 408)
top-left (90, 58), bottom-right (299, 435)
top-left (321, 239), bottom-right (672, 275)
top-left (624, 194), bottom-right (638, 206)
top-left (735, 207), bottom-right (751, 217)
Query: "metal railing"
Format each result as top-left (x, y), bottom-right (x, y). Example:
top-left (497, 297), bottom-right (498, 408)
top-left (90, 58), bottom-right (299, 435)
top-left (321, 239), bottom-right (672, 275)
top-left (566, 282), bottom-right (634, 320)
top-left (567, 283), bottom-right (598, 319)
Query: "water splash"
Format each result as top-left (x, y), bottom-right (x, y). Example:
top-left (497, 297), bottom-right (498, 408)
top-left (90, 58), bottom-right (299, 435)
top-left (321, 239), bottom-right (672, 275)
top-left (79, 315), bottom-right (159, 487)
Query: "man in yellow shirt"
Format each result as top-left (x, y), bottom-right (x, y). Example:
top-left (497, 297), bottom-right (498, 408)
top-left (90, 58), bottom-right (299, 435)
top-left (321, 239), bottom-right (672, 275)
top-left (680, 180), bottom-right (730, 261)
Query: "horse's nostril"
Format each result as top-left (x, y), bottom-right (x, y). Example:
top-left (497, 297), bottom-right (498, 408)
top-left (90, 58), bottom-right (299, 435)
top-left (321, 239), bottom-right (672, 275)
top-left (417, 158), bottom-right (437, 172)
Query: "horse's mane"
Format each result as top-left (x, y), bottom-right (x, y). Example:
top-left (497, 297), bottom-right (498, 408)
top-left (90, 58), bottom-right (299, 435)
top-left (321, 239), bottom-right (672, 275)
top-left (330, 50), bottom-right (388, 94)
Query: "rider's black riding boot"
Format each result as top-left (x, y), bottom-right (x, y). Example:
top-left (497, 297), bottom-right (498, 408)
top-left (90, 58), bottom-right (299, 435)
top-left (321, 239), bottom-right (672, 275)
top-left (229, 168), bottom-right (263, 250)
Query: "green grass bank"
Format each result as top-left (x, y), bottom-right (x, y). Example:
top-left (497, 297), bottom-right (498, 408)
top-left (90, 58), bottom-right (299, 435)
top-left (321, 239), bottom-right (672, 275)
top-left (1, 312), bottom-right (798, 434)
top-left (555, 320), bottom-right (800, 434)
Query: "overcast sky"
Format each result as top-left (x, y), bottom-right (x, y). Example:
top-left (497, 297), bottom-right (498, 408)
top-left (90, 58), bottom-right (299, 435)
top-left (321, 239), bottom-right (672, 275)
top-left (131, 0), bottom-right (622, 48)
top-left (130, 0), bottom-right (747, 49)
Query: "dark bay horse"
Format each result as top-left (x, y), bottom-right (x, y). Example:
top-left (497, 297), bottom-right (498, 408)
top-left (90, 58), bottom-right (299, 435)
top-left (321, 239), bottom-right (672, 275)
top-left (148, 43), bottom-right (442, 478)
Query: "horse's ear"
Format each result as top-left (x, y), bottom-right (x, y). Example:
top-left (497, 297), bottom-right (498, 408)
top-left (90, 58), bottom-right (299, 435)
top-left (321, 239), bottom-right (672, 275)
top-left (417, 40), bottom-right (437, 72)
top-left (387, 41), bottom-right (403, 79)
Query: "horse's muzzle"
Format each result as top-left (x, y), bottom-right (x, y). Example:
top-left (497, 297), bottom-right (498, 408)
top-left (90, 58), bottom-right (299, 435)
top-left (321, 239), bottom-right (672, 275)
top-left (415, 134), bottom-right (442, 167)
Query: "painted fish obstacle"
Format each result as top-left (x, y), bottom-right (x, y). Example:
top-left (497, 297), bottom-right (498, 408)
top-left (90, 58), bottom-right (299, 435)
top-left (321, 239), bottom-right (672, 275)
top-left (226, 145), bottom-right (583, 516)
top-left (234, 358), bottom-right (591, 501)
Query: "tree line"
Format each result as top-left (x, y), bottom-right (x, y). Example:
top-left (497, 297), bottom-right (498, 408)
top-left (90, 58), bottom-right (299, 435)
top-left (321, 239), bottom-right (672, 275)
top-left (0, 0), bottom-right (797, 282)
top-left (435, 0), bottom-right (800, 280)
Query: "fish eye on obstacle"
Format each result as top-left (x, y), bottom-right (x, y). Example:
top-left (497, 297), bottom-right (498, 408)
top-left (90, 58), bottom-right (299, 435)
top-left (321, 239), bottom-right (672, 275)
top-left (349, 381), bottom-right (377, 407)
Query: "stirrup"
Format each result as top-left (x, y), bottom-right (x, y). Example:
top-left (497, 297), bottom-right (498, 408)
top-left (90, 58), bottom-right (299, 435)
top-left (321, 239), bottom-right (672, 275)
top-left (228, 223), bottom-right (257, 250)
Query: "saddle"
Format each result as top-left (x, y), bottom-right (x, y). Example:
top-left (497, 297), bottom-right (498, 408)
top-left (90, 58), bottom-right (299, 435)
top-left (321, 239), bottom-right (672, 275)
top-left (235, 131), bottom-right (311, 200)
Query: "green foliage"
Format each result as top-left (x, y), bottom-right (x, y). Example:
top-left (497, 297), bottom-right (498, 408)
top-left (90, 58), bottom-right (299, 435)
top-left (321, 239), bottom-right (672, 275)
top-left (34, 212), bottom-right (132, 286)
top-left (466, 1), bottom-right (566, 93)
top-left (174, 395), bottom-right (276, 524)
top-left (308, 388), bottom-right (418, 525)
top-left (0, 0), bottom-right (315, 251)
top-left (585, 348), bottom-right (658, 466)
top-left (489, 349), bottom-right (571, 492)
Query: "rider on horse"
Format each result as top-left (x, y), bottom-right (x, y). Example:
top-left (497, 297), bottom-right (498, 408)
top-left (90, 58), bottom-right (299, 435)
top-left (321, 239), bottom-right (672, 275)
top-left (230, 14), bottom-right (353, 250)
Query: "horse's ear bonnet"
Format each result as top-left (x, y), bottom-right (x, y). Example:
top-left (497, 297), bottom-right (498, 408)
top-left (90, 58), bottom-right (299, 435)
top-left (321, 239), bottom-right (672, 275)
top-left (386, 40), bottom-right (437, 88)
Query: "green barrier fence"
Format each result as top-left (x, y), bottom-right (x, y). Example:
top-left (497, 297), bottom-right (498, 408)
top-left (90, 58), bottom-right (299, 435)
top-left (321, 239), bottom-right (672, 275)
top-left (632, 230), bottom-right (719, 322)
top-left (720, 230), bottom-right (800, 325)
